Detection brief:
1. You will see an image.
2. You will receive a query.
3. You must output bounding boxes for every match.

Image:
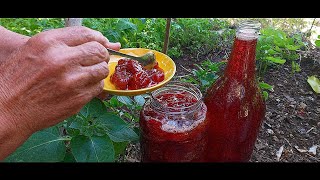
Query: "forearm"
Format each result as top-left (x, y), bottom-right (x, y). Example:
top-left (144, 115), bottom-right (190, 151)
top-left (0, 26), bottom-right (31, 160)
top-left (0, 114), bottom-right (32, 161)
top-left (0, 26), bottom-right (30, 62)
top-left (0, 80), bottom-right (32, 160)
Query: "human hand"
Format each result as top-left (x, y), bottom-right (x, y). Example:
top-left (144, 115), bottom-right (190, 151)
top-left (0, 26), bottom-right (120, 136)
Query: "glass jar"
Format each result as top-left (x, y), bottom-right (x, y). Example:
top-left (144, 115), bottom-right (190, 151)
top-left (140, 81), bottom-right (208, 162)
top-left (204, 20), bottom-right (266, 162)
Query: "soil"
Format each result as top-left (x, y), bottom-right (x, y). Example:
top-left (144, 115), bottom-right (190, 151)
top-left (122, 49), bottom-right (320, 162)
top-left (251, 56), bottom-right (320, 162)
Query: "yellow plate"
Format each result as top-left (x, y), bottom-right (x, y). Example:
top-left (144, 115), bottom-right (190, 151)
top-left (104, 48), bottom-right (176, 96)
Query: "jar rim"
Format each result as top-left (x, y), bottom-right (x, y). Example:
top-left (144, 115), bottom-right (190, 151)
top-left (149, 81), bottom-right (203, 114)
top-left (237, 20), bottom-right (261, 30)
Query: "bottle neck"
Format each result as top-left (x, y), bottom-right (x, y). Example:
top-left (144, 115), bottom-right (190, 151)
top-left (225, 21), bottom-right (260, 80)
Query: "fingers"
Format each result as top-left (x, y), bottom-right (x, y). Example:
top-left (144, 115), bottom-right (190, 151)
top-left (85, 80), bottom-right (105, 101)
top-left (38, 26), bottom-right (121, 67)
top-left (44, 26), bottom-right (108, 47)
top-left (68, 61), bottom-right (109, 88)
top-left (73, 41), bottom-right (121, 66)
top-left (77, 80), bottom-right (105, 105)
top-left (84, 61), bottom-right (109, 85)
top-left (43, 26), bottom-right (121, 51)
top-left (70, 41), bottom-right (110, 66)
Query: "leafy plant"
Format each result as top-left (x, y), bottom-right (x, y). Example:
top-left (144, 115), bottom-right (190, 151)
top-left (169, 18), bottom-right (234, 58)
top-left (0, 18), bottom-right (64, 36)
top-left (181, 60), bottom-right (225, 93)
top-left (256, 27), bottom-right (305, 76)
top-left (6, 98), bottom-right (140, 162)
top-left (5, 126), bottom-right (68, 162)
top-left (258, 81), bottom-right (274, 100)
top-left (83, 18), bottom-right (166, 53)
top-left (0, 18), bottom-right (237, 59)
top-left (104, 95), bottom-right (145, 124)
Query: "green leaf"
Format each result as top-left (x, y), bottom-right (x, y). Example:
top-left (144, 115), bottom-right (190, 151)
top-left (65, 114), bottom-right (78, 128)
top-left (113, 141), bottom-right (129, 158)
top-left (117, 96), bottom-right (133, 106)
top-left (266, 49), bottom-right (277, 55)
top-left (96, 112), bottom-right (139, 142)
top-left (105, 30), bottom-right (120, 42)
top-left (5, 126), bottom-right (66, 162)
top-left (259, 82), bottom-right (274, 91)
top-left (80, 98), bottom-right (106, 118)
top-left (69, 120), bottom-right (83, 130)
top-left (96, 112), bottom-right (127, 128)
top-left (266, 57), bottom-right (286, 64)
top-left (274, 40), bottom-right (285, 48)
top-left (116, 19), bottom-right (137, 31)
top-left (63, 151), bottom-right (76, 162)
top-left (307, 76), bottom-right (320, 94)
top-left (67, 128), bottom-right (80, 137)
top-left (262, 91), bottom-right (269, 100)
top-left (315, 40), bottom-right (320, 47)
top-left (108, 125), bottom-right (139, 142)
top-left (134, 95), bottom-right (145, 106)
top-left (108, 96), bottom-right (123, 108)
top-left (292, 61), bottom-right (301, 72)
top-left (71, 135), bottom-right (114, 162)
top-left (285, 44), bottom-right (300, 51)
top-left (200, 79), bottom-right (210, 86)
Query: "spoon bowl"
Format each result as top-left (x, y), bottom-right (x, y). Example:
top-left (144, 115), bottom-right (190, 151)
top-left (107, 48), bottom-right (157, 69)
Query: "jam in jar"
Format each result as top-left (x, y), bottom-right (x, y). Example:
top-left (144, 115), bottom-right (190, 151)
top-left (140, 81), bottom-right (208, 162)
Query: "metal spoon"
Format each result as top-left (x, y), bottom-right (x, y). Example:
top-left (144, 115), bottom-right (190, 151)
top-left (106, 48), bottom-right (157, 69)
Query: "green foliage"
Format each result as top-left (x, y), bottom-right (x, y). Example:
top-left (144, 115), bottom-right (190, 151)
top-left (258, 81), bottom-right (274, 100)
top-left (315, 35), bottom-right (320, 47)
top-left (227, 18), bottom-right (308, 34)
top-left (83, 18), bottom-right (166, 53)
top-left (83, 18), bottom-right (235, 59)
top-left (70, 135), bottom-right (114, 162)
top-left (104, 95), bottom-right (145, 123)
top-left (182, 60), bottom-right (225, 93)
top-left (0, 18), bottom-right (234, 59)
top-left (170, 18), bottom-right (234, 58)
top-left (0, 18), bottom-right (64, 36)
top-left (6, 98), bottom-right (139, 162)
top-left (256, 28), bottom-right (305, 76)
top-left (5, 126), bottom-right (67, 162)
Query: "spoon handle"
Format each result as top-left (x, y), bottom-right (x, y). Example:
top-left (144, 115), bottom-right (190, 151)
top-left (106, 48), bottom-right (143, 62)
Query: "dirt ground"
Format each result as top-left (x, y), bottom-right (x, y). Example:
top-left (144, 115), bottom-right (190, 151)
top-left (251, 55), bottom-right (320, 162)
top-left (123, 49), bottom-right (320, 162)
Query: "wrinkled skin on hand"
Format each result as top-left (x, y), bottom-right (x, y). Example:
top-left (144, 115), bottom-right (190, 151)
top-left (0, 26), bottom-right (120, 159)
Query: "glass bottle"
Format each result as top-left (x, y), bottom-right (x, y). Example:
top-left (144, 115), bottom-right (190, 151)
top-left (204, 20), bottom-right (266, 162)
top-left (140, 81), bottom-right (208, 162)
